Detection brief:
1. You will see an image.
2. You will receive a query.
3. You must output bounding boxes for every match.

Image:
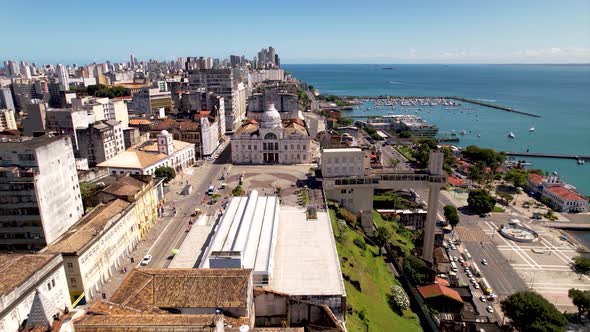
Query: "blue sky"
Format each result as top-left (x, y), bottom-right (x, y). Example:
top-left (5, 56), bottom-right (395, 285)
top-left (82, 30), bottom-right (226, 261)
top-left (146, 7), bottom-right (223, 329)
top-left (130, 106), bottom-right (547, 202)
top-left (2, 0), bottom-right (589, 64)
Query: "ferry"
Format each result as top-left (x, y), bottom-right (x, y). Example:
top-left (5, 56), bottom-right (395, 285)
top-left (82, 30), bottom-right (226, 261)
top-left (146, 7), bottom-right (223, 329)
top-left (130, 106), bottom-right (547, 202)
top-left (508, 132), bottom-right (515, 138)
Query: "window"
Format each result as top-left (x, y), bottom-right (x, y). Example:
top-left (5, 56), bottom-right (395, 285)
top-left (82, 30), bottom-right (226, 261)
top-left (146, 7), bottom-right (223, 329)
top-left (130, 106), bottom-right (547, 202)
top-left (284, 145), bottom-right (288, 150)
top-left (264, 133), bottom-right (277, 140)
top-left (52, 279), bottom-right (56, 287)
top-left (67, 262), bottom-right (73, 269)
top-left (47, 282), bottom-right (52, 291)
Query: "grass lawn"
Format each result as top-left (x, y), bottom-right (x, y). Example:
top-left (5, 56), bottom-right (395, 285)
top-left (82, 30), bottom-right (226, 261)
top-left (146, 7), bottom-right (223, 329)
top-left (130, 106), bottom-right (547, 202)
top-left (492, 205), bottom-right (505, 212)
top-left (395, 146), bottom-right (416, 162)
top-left (329, 209), bottom-right (422, 332)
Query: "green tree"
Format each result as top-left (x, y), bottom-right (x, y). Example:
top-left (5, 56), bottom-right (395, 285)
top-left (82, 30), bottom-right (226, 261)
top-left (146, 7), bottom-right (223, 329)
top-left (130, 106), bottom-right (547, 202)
top-left (373, 226), bottom-right (390, 255)
top-left (398, 130), bottom-right (412, 138)
top-left (467, 189), bottom-right (497, 214)
top-left (388, 158), bottom-right (401, 169)
top-left (232, 185), bottom-right (244, 196)
top-left (403, 255), bottom-right (429, 285)
top-left (443, 205), bottom-right (460, 229)
top-left (528, 169), bottom-right (545, 176)
top-left (573, 256), bottom-right (590, 274)
top-left (440, 146), bottom-right (457, 175)
top-left (154, 166), bottom-right (176, 182)
top-left (468, 162), bottom-right (486, 183)
top-left (568, 288), bottom-right (590, 319)
top-left (501, 291), bottom-right (566, 332)
top-left (462, 145), bottom-right (506, 167)
top-left (505, 168), bottom-right (529, 188)
top-left (339, 117), bottom-right (353, 126)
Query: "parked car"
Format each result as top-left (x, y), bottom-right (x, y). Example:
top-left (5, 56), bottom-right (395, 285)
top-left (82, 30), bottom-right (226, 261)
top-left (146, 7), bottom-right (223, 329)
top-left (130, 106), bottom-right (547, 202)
top-left (473, 284), bottom-right (480, 289)
top-left (480, 295), bottom-right (487, 302)
top-left (470, 277), bottom-right (476, 283)
top-left (486, 306), bottom-right (494, 313)
top-left (481, 259), bottom-right (488, 266)
top-left (141, 254), bottom-right (152, 266)
top-left (453, 256), bottom-right (458, 262)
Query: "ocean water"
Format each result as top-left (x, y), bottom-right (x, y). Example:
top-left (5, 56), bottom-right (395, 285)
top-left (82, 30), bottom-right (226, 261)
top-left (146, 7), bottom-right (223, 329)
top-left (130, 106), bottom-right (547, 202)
top-left (284, 64), bottom-right (590, 195)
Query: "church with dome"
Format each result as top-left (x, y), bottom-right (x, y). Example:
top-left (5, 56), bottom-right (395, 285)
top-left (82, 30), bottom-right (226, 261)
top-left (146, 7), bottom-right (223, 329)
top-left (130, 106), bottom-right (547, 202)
top-left (230, 103), bottom-right (315, 164)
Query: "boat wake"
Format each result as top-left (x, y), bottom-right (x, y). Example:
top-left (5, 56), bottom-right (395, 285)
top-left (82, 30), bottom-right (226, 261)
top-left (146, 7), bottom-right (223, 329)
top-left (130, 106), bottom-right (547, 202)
top-left (476, 98), bottom-right (496, 102)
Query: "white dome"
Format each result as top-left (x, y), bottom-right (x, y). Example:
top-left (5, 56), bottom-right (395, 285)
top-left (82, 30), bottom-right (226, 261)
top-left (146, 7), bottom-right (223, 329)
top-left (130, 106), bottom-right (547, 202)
top-left (260, 103), bottom-right (282, 129)
top-left (160, 130), bottom-right (169, 136)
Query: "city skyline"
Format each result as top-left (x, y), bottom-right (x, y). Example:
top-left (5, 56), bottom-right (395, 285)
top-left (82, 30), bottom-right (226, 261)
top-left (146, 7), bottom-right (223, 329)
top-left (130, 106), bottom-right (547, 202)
top-left (1, 0), bottom-right (589, 64)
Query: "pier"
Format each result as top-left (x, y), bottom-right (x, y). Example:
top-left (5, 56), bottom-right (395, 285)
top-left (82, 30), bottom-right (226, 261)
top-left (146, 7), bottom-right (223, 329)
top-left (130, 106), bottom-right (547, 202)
top-left (505, 152), bottom-right (590, 161)
top-left (449, 97), bottom-right (542, 118)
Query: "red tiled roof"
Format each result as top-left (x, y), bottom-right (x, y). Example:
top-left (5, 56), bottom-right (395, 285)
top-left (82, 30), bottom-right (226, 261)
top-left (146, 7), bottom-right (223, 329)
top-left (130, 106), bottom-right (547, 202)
top-left (528, 173), bottom-right (545, 186)
top-left (547, 186), bottom-right (587, 202)
top-left (447, 176), bottom-right (464, 186)
top-left (418, 284), bottom-right (463, 303)
top-left (435, 277), bottom-right (450, 287)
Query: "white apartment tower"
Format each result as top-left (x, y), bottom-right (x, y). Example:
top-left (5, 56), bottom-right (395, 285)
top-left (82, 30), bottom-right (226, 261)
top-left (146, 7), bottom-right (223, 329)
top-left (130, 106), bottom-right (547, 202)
top-left (0, 136), bottom-right (84, 250)
top-left (56, 64), bottom-right (69, 91)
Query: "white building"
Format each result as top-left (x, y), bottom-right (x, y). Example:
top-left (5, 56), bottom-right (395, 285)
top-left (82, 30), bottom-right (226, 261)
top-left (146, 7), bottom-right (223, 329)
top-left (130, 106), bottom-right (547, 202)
top-left (231, 104), bottom-right (313, 164)
top-left (320, 148), bottom-right (368, 178)
top-left (45, 108), bottom-right (94, 149)
top-left (0, 254), bottom-right (71, 331)
top-left (0, 136), bottom-right (84, 250)
top-left (71, 96), bottom-right (129, 127)
top-left (247, 69), bottom-right (285, 88)
top-left (527, 173), bottom-right (588, 213)
top-left (56, 64), bottom-right (69, 91)
top-left (0, 109), bottom-right (17, 131)
top-left (201, 190), bottom-right (279, 286)
top-left (77, 120), bottom-right (126, 166)
top-left (46, 199), bottom-right (139, 303)
top-left (365, 114), bottom-right (438, 138)
top-left (97, 130), bottom-right (195, 175)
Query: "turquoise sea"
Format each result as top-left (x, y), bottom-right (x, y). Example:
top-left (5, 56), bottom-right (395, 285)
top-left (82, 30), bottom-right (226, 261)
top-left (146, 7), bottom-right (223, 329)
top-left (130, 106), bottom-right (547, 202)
top-left (284, 64), bottom-right (590, 196)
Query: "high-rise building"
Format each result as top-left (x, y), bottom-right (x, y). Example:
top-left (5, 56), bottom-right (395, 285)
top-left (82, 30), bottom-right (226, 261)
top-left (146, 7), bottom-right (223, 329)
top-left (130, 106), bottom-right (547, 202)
top-left (0, 87), bottom-right (15, 110)
top-left (56, 64), bottom-right (69, 91)
top-left (230, 55), bottom-right (242, 68)
top-left (274, 54), bottom-right (280, 67)
top-left (0, 109), bottom-right (17, 131)
top-left (0, 136), bottom-right (84, 250)
top-left (268, 46), bottom-right (276, 66)
top-left (188, 69), bottom-right (246, 133)
top-left (129, 53), bottom-right (135, 68)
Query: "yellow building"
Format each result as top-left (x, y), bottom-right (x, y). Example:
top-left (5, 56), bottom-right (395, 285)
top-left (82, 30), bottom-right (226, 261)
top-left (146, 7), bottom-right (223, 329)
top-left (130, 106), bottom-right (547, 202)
top-left (90, 174), bottom-right (158, 239)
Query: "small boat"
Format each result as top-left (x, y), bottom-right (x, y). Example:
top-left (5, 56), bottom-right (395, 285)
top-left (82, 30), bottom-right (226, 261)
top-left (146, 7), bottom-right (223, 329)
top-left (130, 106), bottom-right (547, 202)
top-left (477, 133), bottom-right (481, 138)
top-left (460, 130), bottom-right (466, 135)
top-left (508, 132), bottom-right (515, 138)
top-left (577, 157), bottom-right (585, 165)
top-left (529, 127), bottom-right (535, 132)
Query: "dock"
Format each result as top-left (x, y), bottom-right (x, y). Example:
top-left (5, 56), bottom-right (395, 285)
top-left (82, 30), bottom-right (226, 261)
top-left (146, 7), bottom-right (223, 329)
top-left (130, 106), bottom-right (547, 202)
top-left (449, 97), bottom-right (542, 118)
top-left (505, 152), bottom-right (590, 161)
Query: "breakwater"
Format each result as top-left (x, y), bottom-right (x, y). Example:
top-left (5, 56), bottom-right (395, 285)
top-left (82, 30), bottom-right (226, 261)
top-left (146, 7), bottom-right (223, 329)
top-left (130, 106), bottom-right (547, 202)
top-left (505, 152), bottom-right (590, 161)
top-left (449, 96), bottom-right (542, 118)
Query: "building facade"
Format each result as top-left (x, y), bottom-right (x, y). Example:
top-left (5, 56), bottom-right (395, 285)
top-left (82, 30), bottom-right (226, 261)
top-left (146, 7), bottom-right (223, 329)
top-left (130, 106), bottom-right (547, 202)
top-left (97, 130), bottom-right (195, 175)
top-left (188, 69), bottom-right (246, 133)
top-left (47, 199), bottom-right (139, 303)
top-left (320, 148), bottom-right (367, 178)
top-left (130, 87), bottom-right (172, 117)
top-left (71, 96), bottom-right (129, 127)
top-left (0, 109), bottom-right (17, 131)
top-left (527, 173), bottom-right (588, 213)
top-left (231, 104), bottom-right (313, 165)
top-left (0, 136), bottom-right (83, 250)
top-left (77, 120), bottom-right (126, 166)
top-left (0, 254), bottom-right (71, 331)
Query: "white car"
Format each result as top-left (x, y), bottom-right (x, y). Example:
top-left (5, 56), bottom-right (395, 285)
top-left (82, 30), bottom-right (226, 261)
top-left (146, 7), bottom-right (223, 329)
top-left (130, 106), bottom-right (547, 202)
top-left (481, 259), bottom-right (488, 266)
top-left (470, 277), bottom-right (476, 283)
top-left (466, 272), bottom-right (473, 278)
top-left (486, 306), bottom-right (494, 313)
top-left (450, 245), bottom-right (457, 250)
top-left (473, 284), bottom-right (480, 289)
top-left (459, 257), bottom-right (465, 263)
top-left (480, 296), bottom-right (487, 302)
top-left (141, 254), bottom-right (152, 266)
top-left (453, 256), bottom-right (458, 262)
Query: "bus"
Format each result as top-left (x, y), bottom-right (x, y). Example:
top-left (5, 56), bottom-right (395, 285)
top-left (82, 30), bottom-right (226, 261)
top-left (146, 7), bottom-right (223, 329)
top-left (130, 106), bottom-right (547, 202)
top-left (479, 277), bottom-right (492, 295)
